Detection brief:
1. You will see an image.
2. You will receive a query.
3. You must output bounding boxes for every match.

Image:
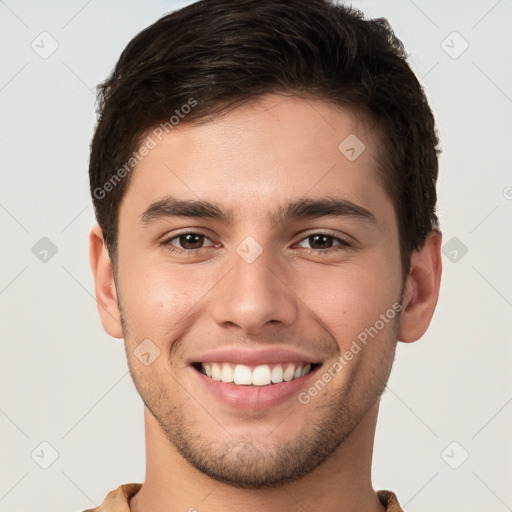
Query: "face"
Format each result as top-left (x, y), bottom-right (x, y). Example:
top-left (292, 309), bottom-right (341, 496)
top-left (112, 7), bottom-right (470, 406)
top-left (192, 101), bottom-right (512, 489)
top-left (114, 94), bottom-right (404, 488)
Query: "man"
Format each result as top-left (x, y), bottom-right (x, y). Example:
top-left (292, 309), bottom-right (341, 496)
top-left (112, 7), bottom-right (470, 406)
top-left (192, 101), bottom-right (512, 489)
top-left (87, 0), bottom-right (442, 510)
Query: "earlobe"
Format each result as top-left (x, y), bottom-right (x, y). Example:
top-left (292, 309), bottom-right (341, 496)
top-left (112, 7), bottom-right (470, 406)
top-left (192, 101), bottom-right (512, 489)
top-left (89, 224), bottom-right (124, 339)
top-left (397, 230), bottom-right (442, 343)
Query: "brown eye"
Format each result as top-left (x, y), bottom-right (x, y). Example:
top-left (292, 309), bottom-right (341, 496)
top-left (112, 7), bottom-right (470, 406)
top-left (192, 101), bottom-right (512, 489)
top-left (175, 233), bottom-right (205, 250)
top-left (297, 233), bottom-right (351, 252)
top-left (308, 234), bottom-right (334, 250)
top-left (162, 231), bottom-right (218, 253)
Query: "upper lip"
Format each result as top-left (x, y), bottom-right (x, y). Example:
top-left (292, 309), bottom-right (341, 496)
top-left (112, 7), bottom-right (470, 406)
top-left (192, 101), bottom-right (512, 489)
top-left (187, 346), bottom-right (324, 366)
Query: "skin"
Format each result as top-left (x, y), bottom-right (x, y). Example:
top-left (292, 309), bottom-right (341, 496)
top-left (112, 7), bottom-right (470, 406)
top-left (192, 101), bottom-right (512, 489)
top-left (90, 94), bottom-right (442, 512)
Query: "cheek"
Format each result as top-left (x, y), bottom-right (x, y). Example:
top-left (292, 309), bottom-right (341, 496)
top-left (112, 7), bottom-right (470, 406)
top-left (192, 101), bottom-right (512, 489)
top-left (117, 263), bottom-right (208, 339)
top-left (294, 252), bottom-right (401, 352)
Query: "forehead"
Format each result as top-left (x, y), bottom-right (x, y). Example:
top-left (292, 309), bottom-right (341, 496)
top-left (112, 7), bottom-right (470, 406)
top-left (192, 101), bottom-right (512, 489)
top-left (119, 94), bottom-right (395, 231)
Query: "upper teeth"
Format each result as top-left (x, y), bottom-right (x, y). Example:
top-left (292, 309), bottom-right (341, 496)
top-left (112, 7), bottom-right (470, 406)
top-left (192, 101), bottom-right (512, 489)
top-left (201, 362), bottom-right (312, 386)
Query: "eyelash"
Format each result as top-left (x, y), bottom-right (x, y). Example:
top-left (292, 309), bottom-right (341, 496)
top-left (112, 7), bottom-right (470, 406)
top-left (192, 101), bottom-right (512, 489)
top-left (160, 231), bottom-right (352, 255)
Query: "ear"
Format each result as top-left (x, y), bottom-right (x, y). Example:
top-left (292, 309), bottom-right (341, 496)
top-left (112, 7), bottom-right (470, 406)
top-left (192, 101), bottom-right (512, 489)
top-left (398, 230), bottom-right (442, 343)
top-left (89, 224), bottom-right (123, 339)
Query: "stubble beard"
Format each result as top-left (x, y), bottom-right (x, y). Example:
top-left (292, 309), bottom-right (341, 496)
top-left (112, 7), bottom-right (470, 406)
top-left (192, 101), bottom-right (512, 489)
top-left (120, 306), bottom-right (399, 489)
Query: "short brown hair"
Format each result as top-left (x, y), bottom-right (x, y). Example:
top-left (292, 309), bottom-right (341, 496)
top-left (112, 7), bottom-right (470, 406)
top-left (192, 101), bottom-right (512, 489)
top-left (89, 0), bottom-right (440, 277)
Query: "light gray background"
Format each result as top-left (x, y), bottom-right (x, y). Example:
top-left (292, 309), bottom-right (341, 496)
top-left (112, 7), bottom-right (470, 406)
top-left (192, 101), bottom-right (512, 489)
top-left (1, 1), bottom-right (511, 511)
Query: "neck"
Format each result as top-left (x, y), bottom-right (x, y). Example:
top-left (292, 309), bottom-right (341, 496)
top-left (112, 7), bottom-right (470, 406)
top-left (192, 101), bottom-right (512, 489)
top-left (130, 403), bottom-right (385, 512)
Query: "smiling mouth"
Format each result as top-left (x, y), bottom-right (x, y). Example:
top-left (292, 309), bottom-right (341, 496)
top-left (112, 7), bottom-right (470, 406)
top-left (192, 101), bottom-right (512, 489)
top-left (192, 362), bottom-right (322, 387)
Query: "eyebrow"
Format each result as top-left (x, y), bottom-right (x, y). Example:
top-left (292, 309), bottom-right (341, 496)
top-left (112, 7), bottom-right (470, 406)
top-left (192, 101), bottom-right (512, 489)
top-left (139, 195), bottom-right (377, 227)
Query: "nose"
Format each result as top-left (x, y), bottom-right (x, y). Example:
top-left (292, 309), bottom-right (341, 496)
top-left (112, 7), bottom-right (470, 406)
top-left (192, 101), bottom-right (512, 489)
top-left (209, 243), bottom-right (299, 335)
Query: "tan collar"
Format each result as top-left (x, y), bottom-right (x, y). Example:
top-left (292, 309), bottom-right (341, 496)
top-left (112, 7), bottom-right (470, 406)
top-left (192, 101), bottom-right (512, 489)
top-left (84, 483), bottom-right (404, 511)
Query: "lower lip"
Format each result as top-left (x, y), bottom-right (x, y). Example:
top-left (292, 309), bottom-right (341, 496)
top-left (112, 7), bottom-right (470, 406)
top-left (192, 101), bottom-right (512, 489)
top-left (191, 365), bottom-right (321, 411)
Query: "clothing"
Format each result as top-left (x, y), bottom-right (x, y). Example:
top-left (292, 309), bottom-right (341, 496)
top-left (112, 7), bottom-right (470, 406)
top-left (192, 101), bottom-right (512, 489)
top-left (83, 483), bottom-right (405, 511)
